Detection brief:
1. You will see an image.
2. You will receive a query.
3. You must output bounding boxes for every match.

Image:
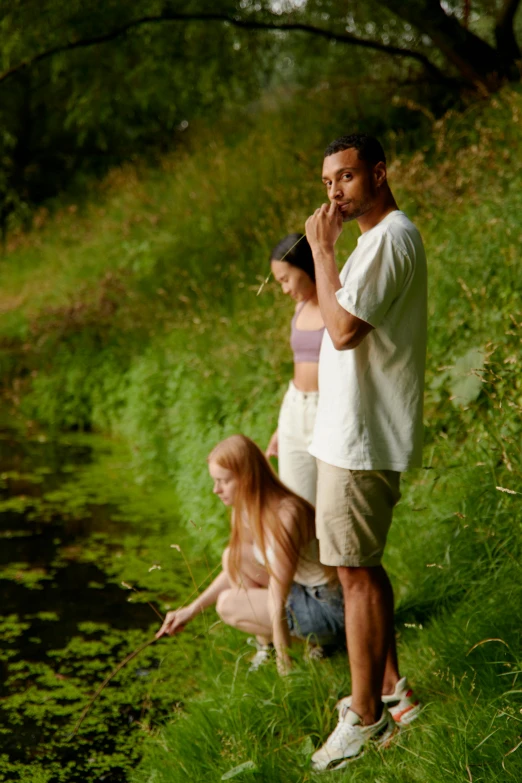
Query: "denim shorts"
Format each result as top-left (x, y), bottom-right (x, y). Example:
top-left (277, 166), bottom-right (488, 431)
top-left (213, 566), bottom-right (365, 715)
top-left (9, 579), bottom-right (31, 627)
top-left (285, 581), bottom-right (345, 645)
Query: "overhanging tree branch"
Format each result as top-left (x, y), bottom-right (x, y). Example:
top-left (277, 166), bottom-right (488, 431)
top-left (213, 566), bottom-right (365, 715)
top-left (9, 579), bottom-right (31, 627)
top-left (356, 0), bottom-right (519, 86)
top-left (380, 0), bottom-right (520, 85)
top-left (0, 11), bottom-right (450, 87)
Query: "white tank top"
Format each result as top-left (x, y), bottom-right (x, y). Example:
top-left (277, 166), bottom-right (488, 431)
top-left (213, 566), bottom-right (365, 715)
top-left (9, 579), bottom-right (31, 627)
top-left (252, 537), bottom-right (333, 587)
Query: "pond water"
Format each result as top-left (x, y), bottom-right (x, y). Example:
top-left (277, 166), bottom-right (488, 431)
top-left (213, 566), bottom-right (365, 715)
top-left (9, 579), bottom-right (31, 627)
top-left (0, 428), bottom-right (211, 783)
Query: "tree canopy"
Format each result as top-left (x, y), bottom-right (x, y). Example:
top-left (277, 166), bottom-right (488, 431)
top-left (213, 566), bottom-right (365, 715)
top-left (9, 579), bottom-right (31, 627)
top-left (0, 0), bottom-right (520, 235)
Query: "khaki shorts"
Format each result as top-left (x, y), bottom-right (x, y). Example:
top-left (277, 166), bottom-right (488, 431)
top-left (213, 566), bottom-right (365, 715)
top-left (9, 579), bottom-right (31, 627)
top-left (315, 460), bottom-right (401, 567)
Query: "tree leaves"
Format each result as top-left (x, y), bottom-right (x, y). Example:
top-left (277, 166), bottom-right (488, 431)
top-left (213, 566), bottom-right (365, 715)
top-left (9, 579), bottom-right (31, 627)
top-left (431, 346), bottom-right (485, 408)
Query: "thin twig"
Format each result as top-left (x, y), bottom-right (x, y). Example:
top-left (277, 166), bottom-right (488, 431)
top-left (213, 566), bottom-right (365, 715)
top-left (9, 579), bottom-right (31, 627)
top-left (504, 737), bottom-right (522, 757)
top-left (121, 581), bottom-right (163, 621)
top-left (466, 637), bottom-right (510, 656)
top-left (175, 545), bottom-right (199, 597)
top-left (71, 560), bottom-right (223, 736)
top-left (69, 636), bottom-right (158, 737)
top-left (256, 233), bottom-right (307, 296)
top-left (179, 561), bottom-right (222, 608)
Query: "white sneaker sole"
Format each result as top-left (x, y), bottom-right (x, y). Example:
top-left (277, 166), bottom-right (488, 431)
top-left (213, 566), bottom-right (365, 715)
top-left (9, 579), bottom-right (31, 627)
top-left (311, 721), bottom-right (397, 772)
top-left (391, 702), bottom-right (423, 726)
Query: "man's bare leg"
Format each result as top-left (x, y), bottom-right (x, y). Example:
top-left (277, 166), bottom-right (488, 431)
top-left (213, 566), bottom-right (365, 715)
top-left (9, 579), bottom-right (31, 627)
top-left (338, 564), bottom-right (399, 725)
top-left (382, 601), bottom-right (400, 696)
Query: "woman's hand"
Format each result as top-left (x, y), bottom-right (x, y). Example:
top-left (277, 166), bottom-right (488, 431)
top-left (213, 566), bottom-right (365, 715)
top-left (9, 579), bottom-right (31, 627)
top-left (155, 569), bottom-right (230, 640)
top-left (155, 605), bottom-right (194, 639)
top-left (266, 429), bottom-right (278, 459)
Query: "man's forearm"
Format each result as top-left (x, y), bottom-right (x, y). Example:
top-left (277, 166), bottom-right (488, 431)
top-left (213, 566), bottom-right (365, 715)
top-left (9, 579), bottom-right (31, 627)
top-left (312, 245), bottom-right (353, 350)
top-left (313, 244), bottom-right (374, 351)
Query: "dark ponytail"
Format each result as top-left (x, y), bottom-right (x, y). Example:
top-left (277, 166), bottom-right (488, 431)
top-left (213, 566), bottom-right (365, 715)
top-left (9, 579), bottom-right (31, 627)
top-left (270, 233), bottom-right (315, 283)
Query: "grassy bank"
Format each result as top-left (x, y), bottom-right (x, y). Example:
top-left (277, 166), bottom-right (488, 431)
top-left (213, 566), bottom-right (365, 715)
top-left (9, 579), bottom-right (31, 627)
top-left (1, 86), bottom-right (522, 781)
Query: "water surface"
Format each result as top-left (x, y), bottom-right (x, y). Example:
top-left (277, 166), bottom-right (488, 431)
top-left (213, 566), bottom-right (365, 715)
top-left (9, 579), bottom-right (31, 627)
top-left (0, 429), bottom-right (209, 783)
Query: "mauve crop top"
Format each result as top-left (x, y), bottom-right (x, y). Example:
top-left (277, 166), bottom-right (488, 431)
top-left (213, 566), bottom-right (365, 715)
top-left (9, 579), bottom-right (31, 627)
top-left (290, 301), bottom-right (325, 364)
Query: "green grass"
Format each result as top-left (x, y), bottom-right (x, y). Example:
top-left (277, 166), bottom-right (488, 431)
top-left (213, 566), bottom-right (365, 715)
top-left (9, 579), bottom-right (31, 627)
top-left (131, 455), bottom-right (522, 783)
top-left (1, 85), bottom-right (522, 781)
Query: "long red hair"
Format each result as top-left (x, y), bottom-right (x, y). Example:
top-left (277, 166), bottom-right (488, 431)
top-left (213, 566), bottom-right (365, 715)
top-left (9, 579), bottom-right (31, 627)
top-left (207, 434), bottom-right (315, 584)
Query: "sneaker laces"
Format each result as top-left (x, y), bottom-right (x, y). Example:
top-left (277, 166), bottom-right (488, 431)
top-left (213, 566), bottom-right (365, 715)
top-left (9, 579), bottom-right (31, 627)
top-left (326, 706), bottom-right (359, 750)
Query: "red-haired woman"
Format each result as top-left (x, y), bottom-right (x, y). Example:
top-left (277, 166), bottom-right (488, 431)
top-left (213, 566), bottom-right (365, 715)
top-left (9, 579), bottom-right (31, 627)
top-left (156, 435), bottom-right (344, 674)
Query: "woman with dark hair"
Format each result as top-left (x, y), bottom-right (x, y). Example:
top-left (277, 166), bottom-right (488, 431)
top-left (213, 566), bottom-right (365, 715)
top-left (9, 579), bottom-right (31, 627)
top-left (266, 234), bottom-right (324, 506)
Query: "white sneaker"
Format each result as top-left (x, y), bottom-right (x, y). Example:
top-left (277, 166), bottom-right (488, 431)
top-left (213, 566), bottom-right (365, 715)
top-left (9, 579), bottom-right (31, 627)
top-left (311, 704), bottom-right (395, 772)
top-left (246, 638), bottom-right (273, 672)
top-left (336, 677), bottom-right (422, 726)
top-left (304, 644), bottom-right (324, 662)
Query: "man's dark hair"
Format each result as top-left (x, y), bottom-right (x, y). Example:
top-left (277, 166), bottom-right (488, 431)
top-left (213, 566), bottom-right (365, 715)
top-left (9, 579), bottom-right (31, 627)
top-left (324, 133), bottom-right (386, 166)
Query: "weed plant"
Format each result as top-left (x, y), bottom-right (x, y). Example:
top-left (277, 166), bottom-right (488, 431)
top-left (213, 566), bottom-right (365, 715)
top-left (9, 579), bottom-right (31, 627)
top-left (0, 86), bottom-right (521, 780)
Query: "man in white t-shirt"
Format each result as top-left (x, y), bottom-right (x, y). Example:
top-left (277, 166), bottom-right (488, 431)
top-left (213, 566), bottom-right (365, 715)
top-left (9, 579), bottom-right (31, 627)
top-left (304, 134), bottom-right (427, 772)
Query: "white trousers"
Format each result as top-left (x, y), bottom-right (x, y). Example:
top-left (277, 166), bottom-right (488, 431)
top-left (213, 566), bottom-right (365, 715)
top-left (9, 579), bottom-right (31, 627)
top-left (277, 381), bottom-right (319, 506)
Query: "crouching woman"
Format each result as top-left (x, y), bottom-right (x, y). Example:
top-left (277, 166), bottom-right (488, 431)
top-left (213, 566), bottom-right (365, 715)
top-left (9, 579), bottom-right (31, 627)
top-left (156, 434), bottom-right (344, 673)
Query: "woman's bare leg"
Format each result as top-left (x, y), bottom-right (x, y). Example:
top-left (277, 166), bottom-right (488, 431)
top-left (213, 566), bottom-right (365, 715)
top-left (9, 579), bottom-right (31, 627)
top-left (219, 545), bottom-right (272, 642)
top-left (216, 587), bottom-right (272, 637)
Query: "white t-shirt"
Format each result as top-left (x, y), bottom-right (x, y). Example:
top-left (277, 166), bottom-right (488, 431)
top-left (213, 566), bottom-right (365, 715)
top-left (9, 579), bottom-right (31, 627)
top-left (309, 210), bottom-right (427, 472)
